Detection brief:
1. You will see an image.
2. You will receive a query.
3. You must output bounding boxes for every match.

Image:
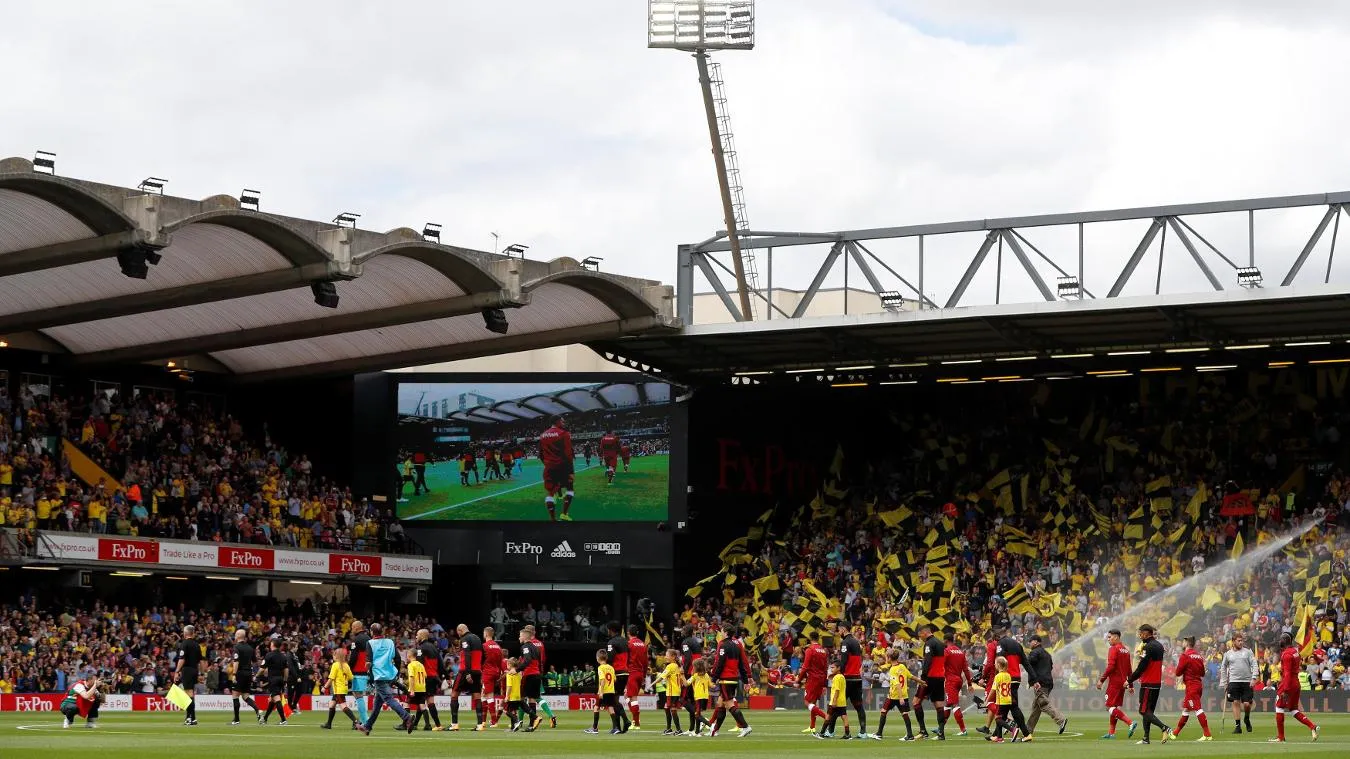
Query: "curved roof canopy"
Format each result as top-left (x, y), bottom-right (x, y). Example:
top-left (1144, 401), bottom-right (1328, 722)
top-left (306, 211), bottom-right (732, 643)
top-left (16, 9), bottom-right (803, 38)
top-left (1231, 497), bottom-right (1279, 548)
top-left (438, 381), bottom-right (671, 424)
top-left (0, 160), bottom-right (676, 380)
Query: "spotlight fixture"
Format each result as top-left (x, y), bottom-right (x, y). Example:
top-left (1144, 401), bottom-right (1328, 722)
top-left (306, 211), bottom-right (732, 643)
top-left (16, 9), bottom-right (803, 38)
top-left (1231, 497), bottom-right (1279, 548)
top-left (33, 150), bottom-right (56, 175)
top-left (581, 256), bottom-right (604, 271)
top-left (333, 212), bottom-right (360, 229)
top-left (1237, 266), bottom-right (1263, 288)
top-left (1056, 275), bottom-right (1081, 298)
top-left (879, 291), bottom-right (905, 312)
top-left (137, 177), bottom-right (167, 194)
top-left (482, 308), bottom-right (510, 335)
top-left (117, 248), bottom-right (153, 279)
top-left (240, 188), bottom-right (261, 211)
top-left (422, 223), bottom-right (442, 244)
top-left (311, 281), bottom-right (340, 308)
top-left (503, 243), bottom-right (529, 258)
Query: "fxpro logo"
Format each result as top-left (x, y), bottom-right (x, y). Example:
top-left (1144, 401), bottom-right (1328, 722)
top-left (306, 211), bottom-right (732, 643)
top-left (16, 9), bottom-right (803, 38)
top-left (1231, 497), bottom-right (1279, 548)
top-left (15, 696), bottom-right (54, 711)
top-left (584, 542), bottom-right (621, 556)
top-left (505, 542), bottom-right (542, 555)
top-left (550, 540), bottom-right (577, 558)
top-left (338, 557), bottom-right (372, 574)
top-left (111, 543), bottom-right (148, 560)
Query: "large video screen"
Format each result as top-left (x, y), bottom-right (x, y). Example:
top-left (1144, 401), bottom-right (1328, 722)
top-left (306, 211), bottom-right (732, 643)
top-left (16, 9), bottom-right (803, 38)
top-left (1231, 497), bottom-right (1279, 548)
top-left (394, 379), bottom-right (672, 522)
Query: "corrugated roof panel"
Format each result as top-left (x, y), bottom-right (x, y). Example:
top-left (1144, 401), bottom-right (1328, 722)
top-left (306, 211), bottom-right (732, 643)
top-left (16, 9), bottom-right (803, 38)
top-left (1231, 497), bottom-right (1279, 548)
top-left (211, 280), bottom-right (620, 373)
top-left (596, 383), bottom-right (640, 407)
top-left (558, 388), bottom-right (603, 411)
top-left (0, 188), bottom-right (95, 255)
top-left (0, 222), bottom-right (291, 318)
top-left (45, 254), bottom-right (465, 353)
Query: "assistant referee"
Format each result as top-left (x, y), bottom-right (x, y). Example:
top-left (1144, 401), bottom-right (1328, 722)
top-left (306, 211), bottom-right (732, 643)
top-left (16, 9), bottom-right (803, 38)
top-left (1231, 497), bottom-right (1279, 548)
top-left (175, 625), bottom-right (204, 727)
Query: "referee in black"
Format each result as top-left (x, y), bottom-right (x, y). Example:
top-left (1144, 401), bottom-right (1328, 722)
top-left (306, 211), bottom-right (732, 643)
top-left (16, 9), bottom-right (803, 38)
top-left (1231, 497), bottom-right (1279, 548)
top-left (175, 625), bottom-right (204, 726)
top-left (260, 639), bottom-right (291, 725)
top-left (286, 641), bottom-right (306, 718)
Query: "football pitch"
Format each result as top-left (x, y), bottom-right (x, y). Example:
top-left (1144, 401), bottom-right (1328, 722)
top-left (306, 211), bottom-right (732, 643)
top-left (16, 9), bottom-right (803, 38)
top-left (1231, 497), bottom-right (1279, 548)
top-left (398, 454), bottom-right (670, 521)
top-left (8, 709), bottom-right (1346, 759)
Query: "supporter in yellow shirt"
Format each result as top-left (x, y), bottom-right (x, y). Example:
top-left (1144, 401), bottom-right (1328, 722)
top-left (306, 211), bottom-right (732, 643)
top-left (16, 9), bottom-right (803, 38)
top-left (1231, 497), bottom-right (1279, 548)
top-left (505, 659), bottom-right (525, 730)
top-left (594, 649), bottom-right (622, 733)
top-left (656, 649), bottom-right (685, 734)
top-left (818, 663), bottom-right (851, 739)
top-left (991, 657), bottom-right (1015, 742)
top-left (879, 649), bottom-right (914, 740)
top-left (404, 650), bottom-right (427, 731)
top-left (321, 648), bottom-right (359, 729)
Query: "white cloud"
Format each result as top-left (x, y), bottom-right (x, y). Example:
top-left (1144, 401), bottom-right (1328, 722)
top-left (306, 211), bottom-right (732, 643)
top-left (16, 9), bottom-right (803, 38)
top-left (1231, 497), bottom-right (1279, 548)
top-left (4, 0), bottom-right (1348, 306)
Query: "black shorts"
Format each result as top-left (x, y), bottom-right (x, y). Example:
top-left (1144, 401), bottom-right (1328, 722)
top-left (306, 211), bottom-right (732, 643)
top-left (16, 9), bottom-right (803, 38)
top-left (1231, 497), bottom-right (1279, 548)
top-left (828, 705), bottom-right (848, 717)
top-left (615, 673), bottom-right (629, 694)
top-left (523, 674), bottom-right (542, 700)
top-left (844, 678), bottom-right (862, 703)
top-left (1226, 683), bottom-right (1254, 703)
top-left (696, 698), bottom-right (708, 711)
top-left (409, 693), bottom-right (427, 705)
top-left (1138, 684), bottom-right (1161, 714)
top-left (266, 677), bottom-right (285, 696)
top-left (454, 670), bottom-right (481, 692)
top-left (882, 698), bottom-right (911, 713)
top-left (924, 677), bottom-right (946, 703)
top-left (717, 682), bottom-right (740, 703)
top-left (600, 693), bottom-right (618, 708)
top-left (657, 693), bottom-right (667, 709)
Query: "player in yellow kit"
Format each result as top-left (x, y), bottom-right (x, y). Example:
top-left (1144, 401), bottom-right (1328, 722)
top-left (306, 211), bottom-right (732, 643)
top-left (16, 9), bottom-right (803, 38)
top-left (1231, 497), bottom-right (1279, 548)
top-left (816, 662), bottom-right (853, 740)
top-left (988, 657), bottom-right (1016, 743)
top-left (504, 658), bottom-right (525, 732)
top-left (877, 649), bottom-right (916, 741)
top-left (690, 658), bottom-right (713, 736)
top-left (405, 649), bottom-right (428, 735)
top-left (655, 649), bottom-right (686, 735)
top-left (321, 648), bottom-right (360, 730)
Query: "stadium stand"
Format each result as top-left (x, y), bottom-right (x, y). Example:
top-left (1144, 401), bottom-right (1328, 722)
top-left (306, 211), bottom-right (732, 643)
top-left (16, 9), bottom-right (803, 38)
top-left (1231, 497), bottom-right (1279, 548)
top-left (675, 377), bottom-right (1350, 692)
top-left (0, 385), bottom-right (406, 554)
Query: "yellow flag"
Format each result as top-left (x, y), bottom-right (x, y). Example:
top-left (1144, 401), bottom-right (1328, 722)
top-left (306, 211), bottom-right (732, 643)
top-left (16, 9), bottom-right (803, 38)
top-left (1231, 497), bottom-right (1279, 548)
top-left (1230, 533), bottom-right (1244, 561)
top-left (166, 684), bottom-right (193, 710)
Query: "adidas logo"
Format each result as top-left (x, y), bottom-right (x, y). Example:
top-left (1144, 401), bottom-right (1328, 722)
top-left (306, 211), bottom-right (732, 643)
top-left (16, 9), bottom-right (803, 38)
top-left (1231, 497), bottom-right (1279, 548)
top-left (551, 540), bottom-right (577, 558)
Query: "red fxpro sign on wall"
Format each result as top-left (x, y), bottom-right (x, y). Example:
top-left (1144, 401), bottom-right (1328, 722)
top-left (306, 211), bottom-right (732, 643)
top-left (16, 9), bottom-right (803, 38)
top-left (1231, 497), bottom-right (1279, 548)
top-left (97, 538), bottom-right (159, 564)
top-left (328, 553), bottom-right (379, 576)
top-left (218, 546), bottom-right (275, 571)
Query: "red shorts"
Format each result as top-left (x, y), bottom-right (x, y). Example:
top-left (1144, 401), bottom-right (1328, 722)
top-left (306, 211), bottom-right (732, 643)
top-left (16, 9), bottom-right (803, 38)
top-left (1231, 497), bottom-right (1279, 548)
top-left (543, 468), bottom-right (574, 495)
top-left (625, 674), bottom-right (642, 699)
top-left (804, 678), bottom-right (826, 705)
top-left (481, 671), bottom-right (500, 695)
top-left (1275, 689), bottom-right (1300, 711)
top-left (1104, 682), bottom-right (1126, 709)
top-left (1181, 684), bottom-right (1203, 712)
top-left (603, 455), bottom-right (618, 469)
top-left (945, 680), bottom-right (963, 704)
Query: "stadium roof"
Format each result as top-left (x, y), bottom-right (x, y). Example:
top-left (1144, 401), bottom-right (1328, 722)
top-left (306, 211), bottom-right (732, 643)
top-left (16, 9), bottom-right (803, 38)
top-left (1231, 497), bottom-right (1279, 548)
top-left (0, 157), bottom-right (677, 381)
top-left (406, 381), bottom-right (673, 424)
top-left (593, 283), bottom-right (1350, 381)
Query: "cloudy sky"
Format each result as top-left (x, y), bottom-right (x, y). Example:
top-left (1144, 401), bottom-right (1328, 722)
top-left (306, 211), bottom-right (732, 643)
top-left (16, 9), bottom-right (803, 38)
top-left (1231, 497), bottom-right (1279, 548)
top-left (6, 0), bottom-right (1350, 307)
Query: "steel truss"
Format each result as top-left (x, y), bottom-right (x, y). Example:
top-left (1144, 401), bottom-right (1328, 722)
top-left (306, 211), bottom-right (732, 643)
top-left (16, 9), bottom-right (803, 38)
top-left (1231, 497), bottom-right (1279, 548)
top-left (676, 192), bottom-right (1350, 323)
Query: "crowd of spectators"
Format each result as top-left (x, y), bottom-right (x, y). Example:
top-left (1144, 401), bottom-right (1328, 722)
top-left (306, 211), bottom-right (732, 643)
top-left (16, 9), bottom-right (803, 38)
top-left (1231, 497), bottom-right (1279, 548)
top-left (0, 385), bottom-right (408, 554)
top-left (671, 376), bottom-right (1350, 694)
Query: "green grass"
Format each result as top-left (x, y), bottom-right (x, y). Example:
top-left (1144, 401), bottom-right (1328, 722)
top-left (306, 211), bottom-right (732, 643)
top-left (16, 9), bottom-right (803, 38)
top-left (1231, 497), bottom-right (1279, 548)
top-left (397, 455), bottom-right (670, 521)
top-left (9, 709), bottom-right (1346, 759)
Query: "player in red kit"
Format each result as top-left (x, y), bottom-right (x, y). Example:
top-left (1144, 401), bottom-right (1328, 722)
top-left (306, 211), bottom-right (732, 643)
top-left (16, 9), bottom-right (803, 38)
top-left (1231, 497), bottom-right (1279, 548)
top-left (539, 416), bottom-right (575, 521)
top-left (1271, 632), bottom-right (1319, 743)
top-left (620, 443), bottom-right (632, 472)
top-left (1095, 628), bottom-right (1136, 739)
top-left (599, 430), bottom-right (620, 485)
top-left (626, 624), bottom-right (649, 729)
top-left (837, 622), bottom-right (868, 737)
top-left (912, 625), bottom-right (948, 740)
top-left (450, 624), bottom-right (485, 731)
top-left (708, 623), bottom-right (753, 738)
top-left (1172, 636), bottom-right (1212, 741)
top-left (798, 631), bottom-right (830, 732)
top-left (944, 634), bottom-right (975, 736)
top-left (481, 627), bottom-right (504, 728)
